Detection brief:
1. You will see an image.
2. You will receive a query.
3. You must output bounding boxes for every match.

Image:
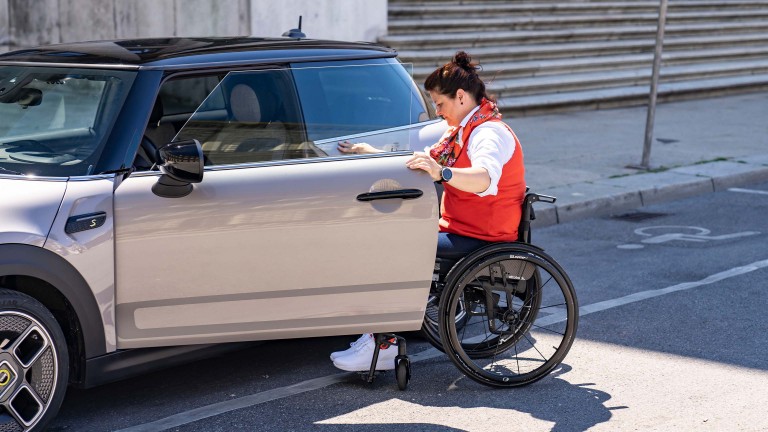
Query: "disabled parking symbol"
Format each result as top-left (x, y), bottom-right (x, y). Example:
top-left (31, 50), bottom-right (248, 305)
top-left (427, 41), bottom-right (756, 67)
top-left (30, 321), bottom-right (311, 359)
top-left (617, 225), bottom-right (760, 249)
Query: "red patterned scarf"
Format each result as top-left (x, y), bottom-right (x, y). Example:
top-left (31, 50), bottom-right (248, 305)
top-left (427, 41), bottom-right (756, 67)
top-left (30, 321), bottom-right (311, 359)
top-left (429, 98), bottom-right (502, 167)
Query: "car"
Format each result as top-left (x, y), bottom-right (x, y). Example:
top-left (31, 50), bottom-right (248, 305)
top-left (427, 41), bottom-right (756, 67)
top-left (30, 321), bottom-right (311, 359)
top-left (0, 36), bottom-right (448, 430)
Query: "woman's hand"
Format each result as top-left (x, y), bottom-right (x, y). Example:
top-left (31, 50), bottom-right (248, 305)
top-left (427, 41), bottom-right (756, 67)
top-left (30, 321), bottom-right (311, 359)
top-left (406, 151), bottom-right (442, 181)
top-left (407, 152), bottom-right (492, 193)
top-left (337, 141), bottom-right (380, 154)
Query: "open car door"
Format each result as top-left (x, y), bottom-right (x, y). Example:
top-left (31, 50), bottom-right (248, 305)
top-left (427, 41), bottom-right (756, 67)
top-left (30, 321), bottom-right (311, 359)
top-left (113, 63), bottom-right (441, 348)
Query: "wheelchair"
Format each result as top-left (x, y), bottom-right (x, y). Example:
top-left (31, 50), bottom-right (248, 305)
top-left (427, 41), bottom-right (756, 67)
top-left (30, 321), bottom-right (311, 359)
top-left (368, 191), bottom-right (579, 389)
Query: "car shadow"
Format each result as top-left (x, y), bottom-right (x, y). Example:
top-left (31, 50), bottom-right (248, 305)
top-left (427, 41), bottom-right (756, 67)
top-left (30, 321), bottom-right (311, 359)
top-left (50, 335), bottom-right (619, 431)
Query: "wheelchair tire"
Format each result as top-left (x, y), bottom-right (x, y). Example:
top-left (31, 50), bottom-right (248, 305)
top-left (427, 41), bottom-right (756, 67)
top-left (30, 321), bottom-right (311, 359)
top-left (420, 296), bottom-right (445, 352)
top-left (420, 290), bottom-right (468, 353)
top-left (438, 243), bottom-right (578, 387)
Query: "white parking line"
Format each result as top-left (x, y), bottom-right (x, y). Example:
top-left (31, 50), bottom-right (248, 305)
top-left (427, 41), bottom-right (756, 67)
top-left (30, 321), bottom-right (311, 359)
top-left (728, 187), bottom-right (768, 196)
top-left (115, 258), bottom-right (768, 432)
top-left (577, 258), bottom-right (768, 318)
top-left (114, 373), bottom-right (358, 432)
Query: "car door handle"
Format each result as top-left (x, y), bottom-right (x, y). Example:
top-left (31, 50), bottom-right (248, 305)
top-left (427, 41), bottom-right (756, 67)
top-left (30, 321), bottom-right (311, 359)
top-left (356, 189), bottom-right (423, 202)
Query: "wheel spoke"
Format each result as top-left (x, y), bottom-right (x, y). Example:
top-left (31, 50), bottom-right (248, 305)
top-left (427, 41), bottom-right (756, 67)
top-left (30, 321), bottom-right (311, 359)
top-left (529, 323), bottom-right (566, 336)
top-left (537, 302), bottom-right (567, 310)
top-left (539, 273), bottom-right (554, 289)
top-left (459, 307), bottom-right (470, 343)
top-left (11, 326), bottom-right (50, 369)
top-left (8, 385), bottom-right (45, 428)
top-left (492, 322), bottom-right (511, 358)
top-left (520, 330), bottom-right (547, 362)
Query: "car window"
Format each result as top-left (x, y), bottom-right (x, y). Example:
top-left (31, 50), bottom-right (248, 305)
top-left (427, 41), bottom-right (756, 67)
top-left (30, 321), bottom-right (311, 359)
top-left (173, 62), bottom-right (435, 167)
top-left (0, 66), bottom-right (135, 176)
top-left (160, 75), bottom-right (222, 117)
top-left (135, 74), bottom-right (223, 171)
top-left (290, 60), bottom-right (429, 144)
top-left (289, 60), bottom-right (439, 157)
top-left (174, 68), bottom-right (310, 166)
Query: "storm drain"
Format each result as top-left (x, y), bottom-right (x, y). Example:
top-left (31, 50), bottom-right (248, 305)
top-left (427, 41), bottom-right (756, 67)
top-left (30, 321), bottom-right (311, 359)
top-left (610, 211), bottom-right (668, 222)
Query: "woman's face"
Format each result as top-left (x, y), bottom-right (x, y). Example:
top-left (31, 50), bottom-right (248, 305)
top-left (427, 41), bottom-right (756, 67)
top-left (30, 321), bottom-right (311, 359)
top-left (429, 89), bottom-right (473, 127)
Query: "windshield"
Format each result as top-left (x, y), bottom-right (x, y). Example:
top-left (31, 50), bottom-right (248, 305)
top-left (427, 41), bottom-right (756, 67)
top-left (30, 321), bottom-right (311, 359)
top-left (0, 66), bottom-right (135, 177)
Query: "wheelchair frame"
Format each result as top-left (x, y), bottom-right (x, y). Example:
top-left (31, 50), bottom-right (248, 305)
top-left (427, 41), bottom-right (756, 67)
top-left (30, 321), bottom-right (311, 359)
top-left (367, 191), bottom-right (578, 390)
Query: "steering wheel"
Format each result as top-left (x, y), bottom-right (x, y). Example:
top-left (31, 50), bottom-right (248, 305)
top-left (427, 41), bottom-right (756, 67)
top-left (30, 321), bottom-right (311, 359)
top-left (140, 137), bottom-right (159, 165)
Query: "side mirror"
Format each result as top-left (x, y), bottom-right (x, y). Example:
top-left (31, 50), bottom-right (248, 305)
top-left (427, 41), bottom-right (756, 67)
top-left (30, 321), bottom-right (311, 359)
top-left (151, 139), bottom-right (204, 198)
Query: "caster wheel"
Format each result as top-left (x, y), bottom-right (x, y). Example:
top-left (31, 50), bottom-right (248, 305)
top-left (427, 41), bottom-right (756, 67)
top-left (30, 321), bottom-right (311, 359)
top-left (395, 355), bottom-right (410, 390)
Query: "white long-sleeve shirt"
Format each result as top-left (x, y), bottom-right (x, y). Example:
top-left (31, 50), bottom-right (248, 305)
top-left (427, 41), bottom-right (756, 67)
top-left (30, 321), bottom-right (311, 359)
top-left (427, 106), bottom-right (516, 197)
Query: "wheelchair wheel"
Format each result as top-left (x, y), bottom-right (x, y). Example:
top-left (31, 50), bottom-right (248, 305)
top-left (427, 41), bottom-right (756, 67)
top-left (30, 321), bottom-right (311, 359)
top-left (395, 356), bottom-right (411, 390)
top-left (438, 243), bottom-right (578, 387)
top-left (420, 289), bottom-right (468, 352)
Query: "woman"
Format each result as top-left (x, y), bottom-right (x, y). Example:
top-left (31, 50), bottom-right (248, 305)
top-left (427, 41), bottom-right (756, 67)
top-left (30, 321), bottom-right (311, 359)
top-left (331, 51), bottom-right (527, 372)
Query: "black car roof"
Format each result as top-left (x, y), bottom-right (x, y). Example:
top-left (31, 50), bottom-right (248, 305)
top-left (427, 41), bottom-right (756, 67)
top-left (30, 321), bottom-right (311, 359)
top-left (0, 37), bottom-right (397, 70)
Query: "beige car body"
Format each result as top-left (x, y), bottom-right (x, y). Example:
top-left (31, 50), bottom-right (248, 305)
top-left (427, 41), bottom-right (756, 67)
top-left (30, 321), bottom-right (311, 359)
top-left (113, 152), bottom-right (440, 348)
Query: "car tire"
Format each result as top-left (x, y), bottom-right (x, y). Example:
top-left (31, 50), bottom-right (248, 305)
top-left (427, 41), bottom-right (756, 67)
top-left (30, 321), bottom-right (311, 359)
top-left (0, 288), bottom-right (69, 432)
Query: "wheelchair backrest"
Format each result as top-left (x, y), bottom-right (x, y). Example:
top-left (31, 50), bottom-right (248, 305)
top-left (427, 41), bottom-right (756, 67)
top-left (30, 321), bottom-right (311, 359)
top-left (517, 192), bottom-right (556, 244)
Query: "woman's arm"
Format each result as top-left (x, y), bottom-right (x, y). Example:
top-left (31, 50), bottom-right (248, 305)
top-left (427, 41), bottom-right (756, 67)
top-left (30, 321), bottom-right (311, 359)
top-left (406, 152), bottom-right (491, 194)
top-left (337, 140), bottom-right (384, 154)
top-left (465, 124), bottom-right (514, 196)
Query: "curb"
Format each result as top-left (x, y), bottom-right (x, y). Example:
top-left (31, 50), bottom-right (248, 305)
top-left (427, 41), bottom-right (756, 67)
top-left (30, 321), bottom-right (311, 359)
top-left (531, 155), bottom-right (768, 228)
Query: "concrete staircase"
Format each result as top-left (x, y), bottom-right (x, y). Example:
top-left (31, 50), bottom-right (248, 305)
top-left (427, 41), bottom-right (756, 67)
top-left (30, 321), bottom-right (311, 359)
top-left (380, 0), bottom-right (768, 115)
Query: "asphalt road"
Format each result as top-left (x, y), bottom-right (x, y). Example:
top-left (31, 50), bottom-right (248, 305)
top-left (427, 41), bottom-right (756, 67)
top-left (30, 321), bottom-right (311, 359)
top-left (48, 181), bottom-right (768, 432)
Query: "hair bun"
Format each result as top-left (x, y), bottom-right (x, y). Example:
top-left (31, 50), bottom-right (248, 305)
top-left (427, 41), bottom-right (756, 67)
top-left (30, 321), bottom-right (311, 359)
top-left (452, 51), bottom-right (475, 71)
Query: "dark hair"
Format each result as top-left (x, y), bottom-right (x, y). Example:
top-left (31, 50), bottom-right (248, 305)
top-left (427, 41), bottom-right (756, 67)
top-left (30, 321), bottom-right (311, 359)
top-left (424, 51), bottom-right (491, 104)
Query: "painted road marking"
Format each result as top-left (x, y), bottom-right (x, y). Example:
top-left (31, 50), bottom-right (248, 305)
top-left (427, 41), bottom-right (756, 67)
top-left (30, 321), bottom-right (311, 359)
top-left (618, 225), bottom-right (760, 249)
top-left (115, 258), bottom-right (768, 432)
top-left (728, 187), bottom-right (768, 196)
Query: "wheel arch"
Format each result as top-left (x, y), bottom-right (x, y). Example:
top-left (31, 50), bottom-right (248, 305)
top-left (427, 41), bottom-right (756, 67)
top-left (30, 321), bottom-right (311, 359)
top-left (0, 244), bottom-right (108, 384)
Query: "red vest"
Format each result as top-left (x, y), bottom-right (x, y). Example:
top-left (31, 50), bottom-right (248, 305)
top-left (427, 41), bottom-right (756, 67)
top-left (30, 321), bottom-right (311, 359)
top-left (439, 121), bottom-right (526, 242)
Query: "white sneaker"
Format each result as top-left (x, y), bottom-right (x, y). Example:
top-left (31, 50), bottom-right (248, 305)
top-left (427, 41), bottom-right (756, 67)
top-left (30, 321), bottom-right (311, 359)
top-left (330, 334), bottom-right (373, 361)
top-left (332, 335), bottom-right (398, 372)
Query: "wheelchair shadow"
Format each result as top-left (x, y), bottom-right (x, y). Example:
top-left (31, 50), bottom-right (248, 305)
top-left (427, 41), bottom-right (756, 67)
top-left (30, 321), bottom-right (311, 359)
top-left (314, 329), bottom-right (618, 431)
top-left (514, 364), bottom-right (618, 432)
top-left (316, 362), bottom-right (620, 432)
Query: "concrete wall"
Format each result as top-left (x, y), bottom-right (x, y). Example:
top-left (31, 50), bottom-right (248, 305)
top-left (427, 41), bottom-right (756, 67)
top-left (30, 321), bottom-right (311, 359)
top-left (0, 0), bottom-right (8, 52)
top-left (251, 0), bottom-right (387, 42)
top-left (0, 0), bottom-right (387, 53)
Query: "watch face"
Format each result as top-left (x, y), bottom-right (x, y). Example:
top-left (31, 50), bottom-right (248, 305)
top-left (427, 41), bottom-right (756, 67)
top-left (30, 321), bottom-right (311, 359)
top-left (442, 167), bottom-right (453, 182)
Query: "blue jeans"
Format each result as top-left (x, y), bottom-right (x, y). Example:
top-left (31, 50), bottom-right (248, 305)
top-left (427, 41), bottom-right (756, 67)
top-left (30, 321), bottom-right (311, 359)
top-left (436, 232), bottom-right (490, 260)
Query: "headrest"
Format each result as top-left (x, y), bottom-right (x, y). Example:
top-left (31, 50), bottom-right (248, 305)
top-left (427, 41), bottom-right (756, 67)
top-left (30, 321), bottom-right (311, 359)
top-left (230, 84), bottom-right (261, 123)
top-left (228, 83), bottom-right (278, 123)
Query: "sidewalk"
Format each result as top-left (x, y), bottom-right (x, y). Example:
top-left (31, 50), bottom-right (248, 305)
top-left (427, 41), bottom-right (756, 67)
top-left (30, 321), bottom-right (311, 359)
top-left (508, 91), bottom-right (768, 227)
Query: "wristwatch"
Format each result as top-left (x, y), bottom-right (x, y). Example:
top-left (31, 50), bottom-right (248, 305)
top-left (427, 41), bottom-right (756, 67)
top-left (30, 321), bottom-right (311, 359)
top-left (440, 167), bottom-right (453, 183)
